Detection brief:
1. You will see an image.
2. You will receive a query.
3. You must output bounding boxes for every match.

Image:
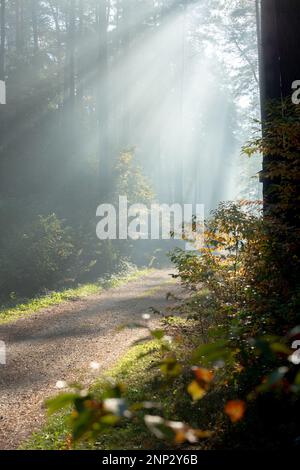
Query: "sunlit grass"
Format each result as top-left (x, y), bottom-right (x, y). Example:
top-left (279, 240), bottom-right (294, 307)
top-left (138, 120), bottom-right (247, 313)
top-left (22, 316), bottom-right (202, 451)
top-left (0, 268), bottom-right (152, 325)
top-left (21, 340), bottom-right (163, 450)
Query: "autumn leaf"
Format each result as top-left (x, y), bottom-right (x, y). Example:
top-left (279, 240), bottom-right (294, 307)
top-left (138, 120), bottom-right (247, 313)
top-left (187, 380), bottom-right (206, 401)
top-left (174, 428), bottom-right (212, 444)
top-left (194, 429), bottom-right (213, 439)
top-left (174, 430), bottom-right (187, 444)
top-left (224, 400), bottom-right (246, 423)
top-left (192, 366), bottom-right (214, 383)
top-left (167, 421), bottom-right (212, 444)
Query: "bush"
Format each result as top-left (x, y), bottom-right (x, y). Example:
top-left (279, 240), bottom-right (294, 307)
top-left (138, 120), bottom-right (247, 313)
top-left (0, 214), bottom-right (76, 298)
top-left (47, 201), bottom-right (300, 449)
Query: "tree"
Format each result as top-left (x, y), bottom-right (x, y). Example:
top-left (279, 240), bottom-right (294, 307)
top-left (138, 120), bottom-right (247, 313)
top-left (15, 0), bottom-right (24, 55)
top-left (31, 0), bottom-right (39, 56)
top-left (259, 0), bottom-right (300, 225)
top-left (97, 0), bottom-right (110, 196)
top-left (66, 0), bottom-right (76, 109)
top-left (0, 0), bottom-right (5, 81)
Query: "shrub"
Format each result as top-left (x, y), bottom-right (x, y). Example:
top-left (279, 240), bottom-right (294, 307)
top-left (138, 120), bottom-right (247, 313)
top-left (0, 214), bottom-right (75, 298)
top-left (46, 201), bottom-right (300, 449)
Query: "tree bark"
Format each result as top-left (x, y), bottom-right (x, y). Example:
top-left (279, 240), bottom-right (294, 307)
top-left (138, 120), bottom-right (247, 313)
top-left (77, 0), bottom-right (84, 103)
top-left (259, 0), bottom-right (300, 221)
top-left (68, 0), bottom-right (76, 109)
top-left (0, 0), bottom-right (5, 80)
top-left (31, 0), bottom-right (39, 55)
top-left (97, 0), bottom-right (110, 195)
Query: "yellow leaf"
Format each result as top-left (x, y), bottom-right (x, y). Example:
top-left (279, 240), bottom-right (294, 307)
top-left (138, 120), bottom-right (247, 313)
top-left (187, 380), bottom-right (206, 401)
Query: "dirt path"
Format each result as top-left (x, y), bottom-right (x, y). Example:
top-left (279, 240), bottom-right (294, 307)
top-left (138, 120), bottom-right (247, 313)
top-left (0, 269), bottom-right (179, 450)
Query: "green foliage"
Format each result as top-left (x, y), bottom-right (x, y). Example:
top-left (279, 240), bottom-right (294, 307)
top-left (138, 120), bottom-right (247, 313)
top-left (24, 98), bottom-right (300, 449)
top-left (242, 100), bottom-right (300, 227)
top-left (0, 150), bottom-right (156, 302)
top-left (23, 341), bottom-right (164, 450)
top-left (112, 150), bottom-right (154, 206)
top-left (44, 196), bottom-right (300, 449)
top-left (0, 214), bottom-right (75, 298)
top-left (108, 150), bottom-right (157, 266)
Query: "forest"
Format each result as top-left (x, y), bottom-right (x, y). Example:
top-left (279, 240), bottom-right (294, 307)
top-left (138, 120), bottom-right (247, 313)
top-left (0, 0), bottom-right (299, 462)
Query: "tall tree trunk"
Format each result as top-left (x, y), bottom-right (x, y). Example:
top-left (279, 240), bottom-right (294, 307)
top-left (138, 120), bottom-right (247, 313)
top-left (30, 0), bottom-right (39, 55)
top-left (48, 0), bottom-right (63, 109)
top-left (97, 0), bottom-right (110, 195)
top-left (77, 0), bottom-right (84, 103)
top-left (259, 0), bottom-right (300, 224)
top-left (15, 0), bottom-right (24, 54)
top-left (68, 0), bottom-right (76, 109)
top-left (0, 0), bottom-right (5, 80)
top-left (175, 1), bottom-right (187, 205)
top-left (15, 0), bottom-right (21, 53)
top-left (120, 0), bottom-right (134, 149)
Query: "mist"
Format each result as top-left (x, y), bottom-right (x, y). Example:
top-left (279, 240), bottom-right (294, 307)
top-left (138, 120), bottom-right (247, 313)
top-left (0, 0), bottom-right (261, 294)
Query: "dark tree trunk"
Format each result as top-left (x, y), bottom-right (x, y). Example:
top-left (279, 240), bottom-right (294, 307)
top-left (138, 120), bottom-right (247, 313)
top-left (259, 0), bottom-right (300, 224)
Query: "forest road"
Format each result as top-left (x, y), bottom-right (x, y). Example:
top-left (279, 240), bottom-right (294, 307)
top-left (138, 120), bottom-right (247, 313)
top-left (0, 269), bottom-right (180, 450)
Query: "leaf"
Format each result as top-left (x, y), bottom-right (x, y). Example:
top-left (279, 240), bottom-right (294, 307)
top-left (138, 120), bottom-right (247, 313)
top-left (256, 366), bottom-right (288, 392)
top-left (187, 380), bottom-right (206, 401)
top-left (72, 409), bottom-right (94, 441)
top-left (100, 414), bottom-right (120, 426)
top-left (102, 384), bottom-right (124, 400)
top-left (160, 356), bottom-right (182, 377)
top-left (174, 430), bottom-right (188, 444)
top-left (103, 398), bottom-right (127, 416)
top-left (144, 415), bottom-right (174, 440)
top-left (192, 366), bottom-right (214, 383)
top-left (46, 393), bottom-right (79, 415)
top-left (270, 342), bottom-right (291, 355)
top-left (194, 429), bottom-right (213, 439)
top-left (172, 423), bottom-right (212, 444)
top-left (151, 329), bottom-right (165, 340)
top-left (295, 370), bottom-right (300, 386)
top-left (192, 340), bottom-right (231, 364)
top-left (224, 400), bottom-right (246, 423)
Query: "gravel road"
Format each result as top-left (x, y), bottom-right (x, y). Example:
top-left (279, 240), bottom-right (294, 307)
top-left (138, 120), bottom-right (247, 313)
top-left (0, 269), bottom-right (179, 450)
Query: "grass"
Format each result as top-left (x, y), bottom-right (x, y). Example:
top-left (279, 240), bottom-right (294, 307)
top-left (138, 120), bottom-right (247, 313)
top-left (0, 268), bottom-right (151, 325)
top-left (22, 341), bottom-right (164, 450)
top-left (22, 316), bottom-right (207, 451)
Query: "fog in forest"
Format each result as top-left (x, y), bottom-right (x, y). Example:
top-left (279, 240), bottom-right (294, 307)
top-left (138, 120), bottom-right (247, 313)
top-left (0, 0), bottom-right (262, 296)
top-left (2, 1), bottom-right (300, 455)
